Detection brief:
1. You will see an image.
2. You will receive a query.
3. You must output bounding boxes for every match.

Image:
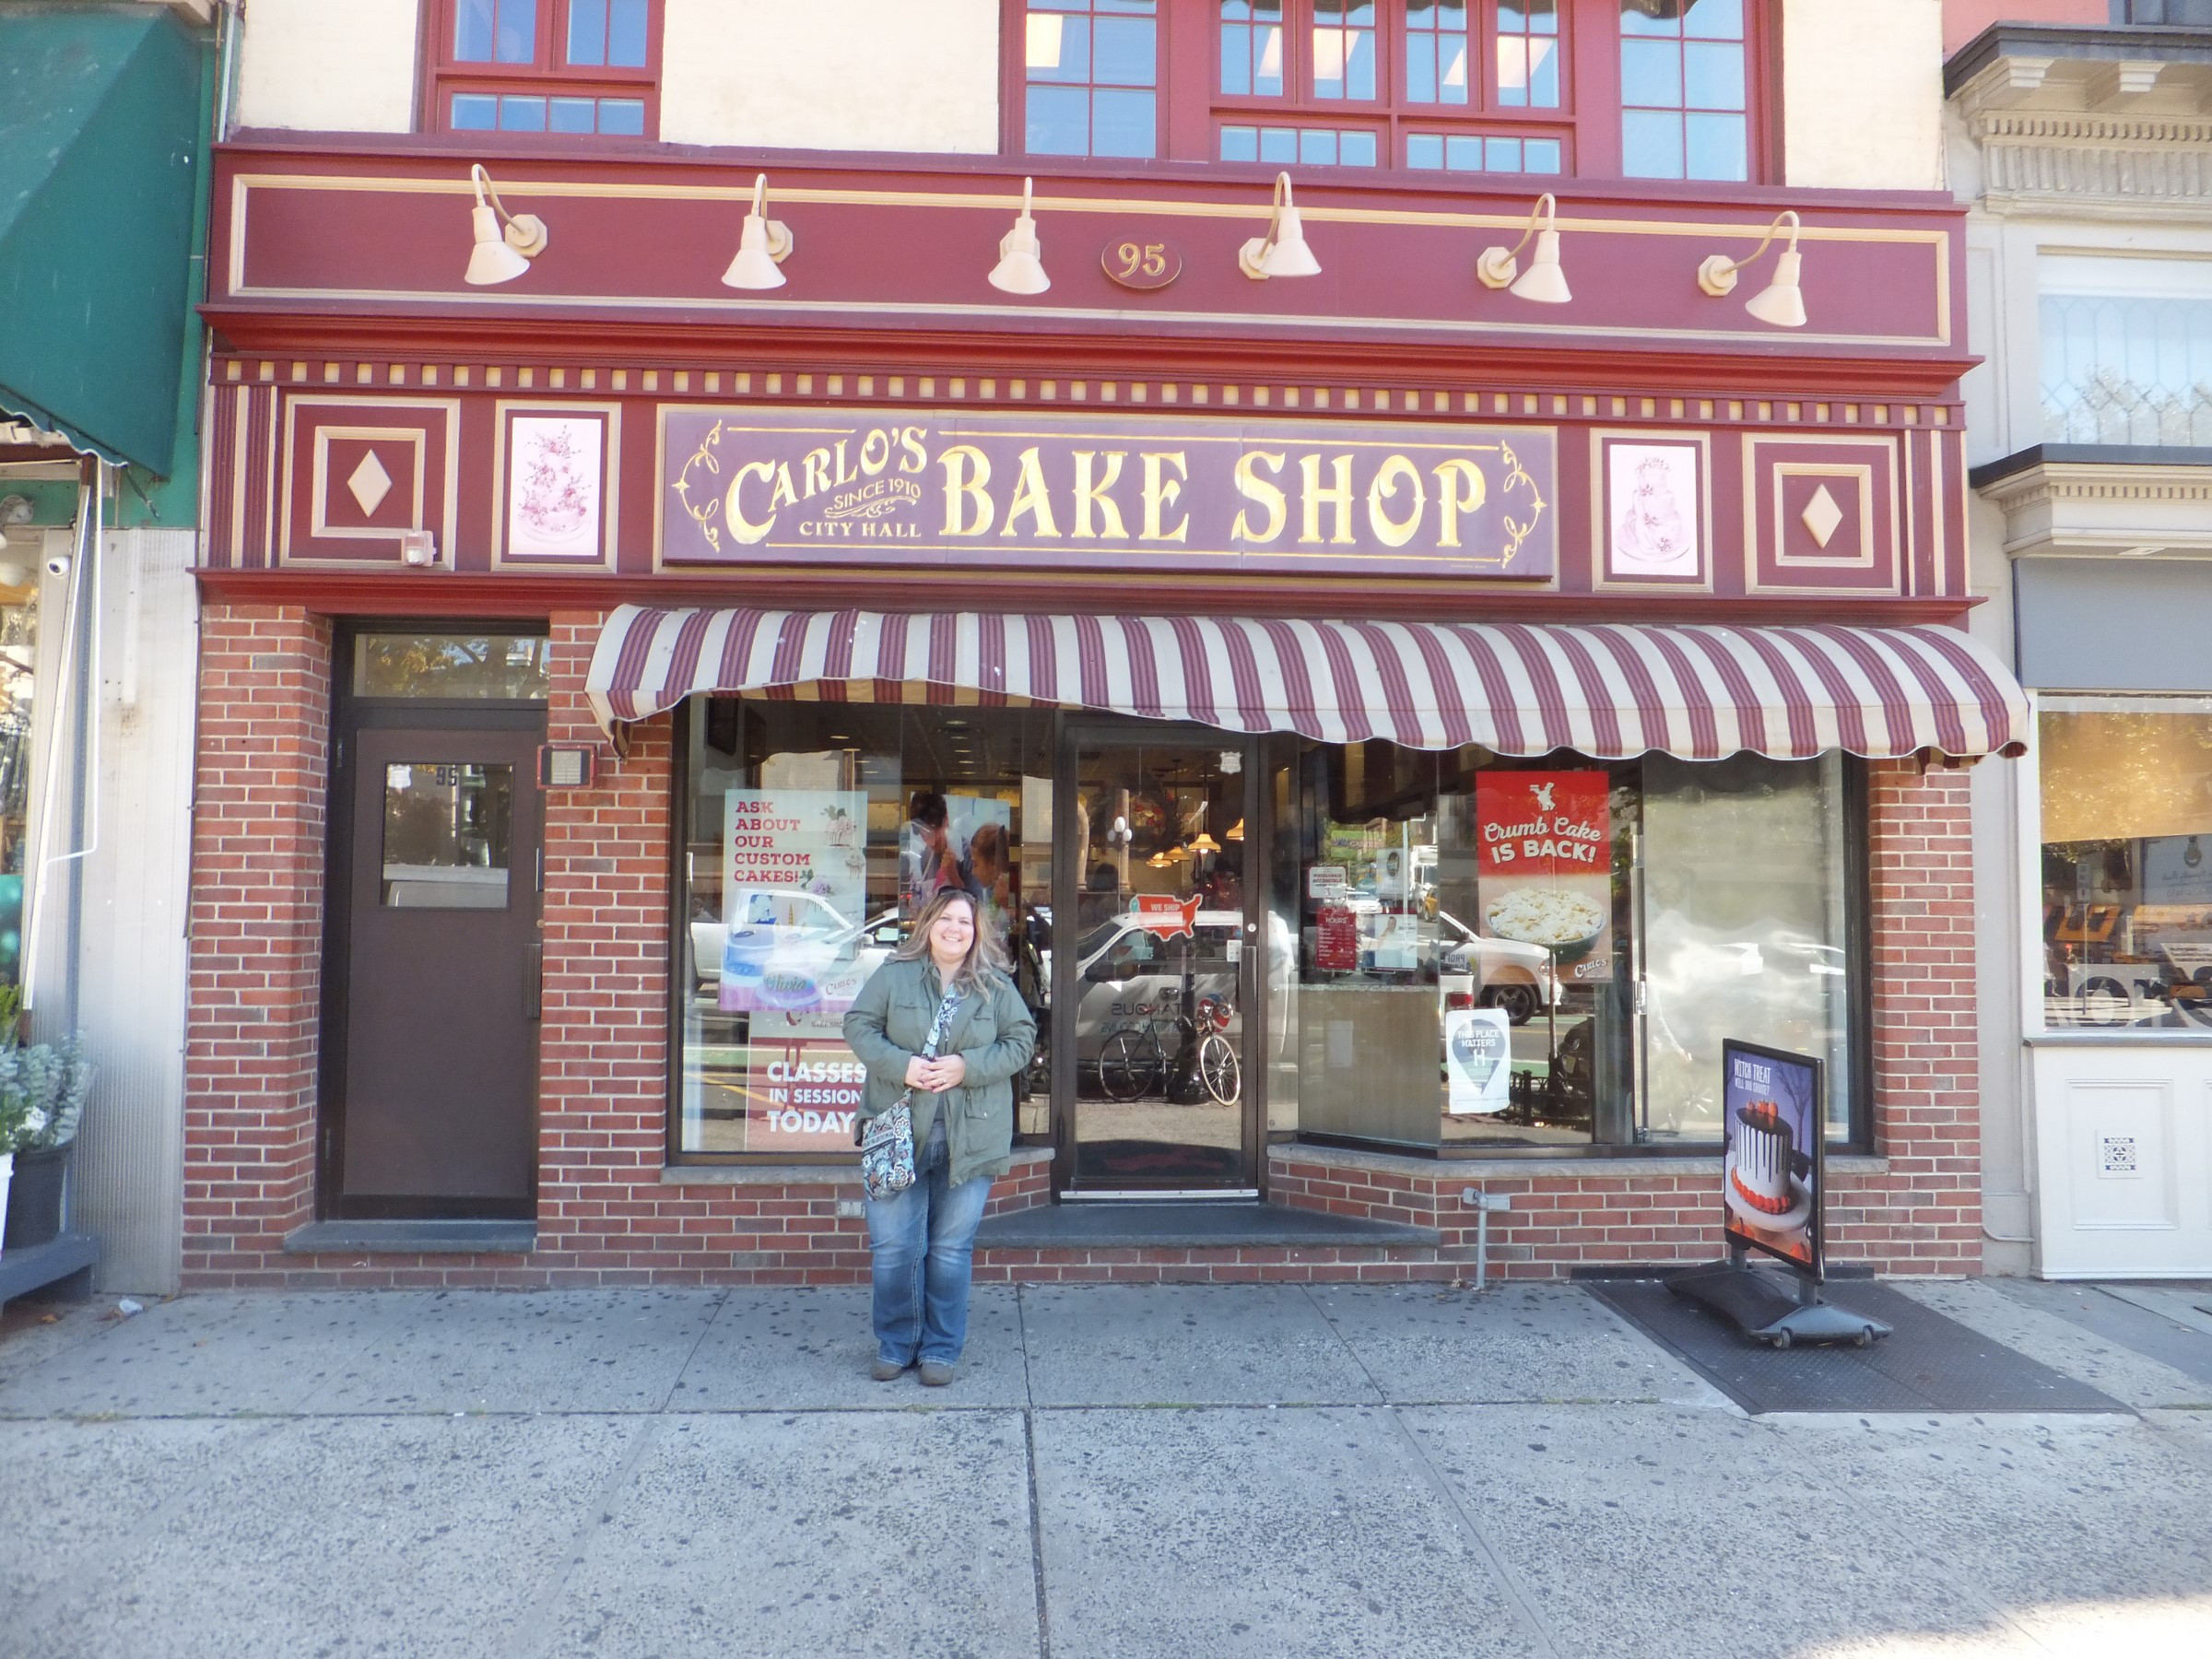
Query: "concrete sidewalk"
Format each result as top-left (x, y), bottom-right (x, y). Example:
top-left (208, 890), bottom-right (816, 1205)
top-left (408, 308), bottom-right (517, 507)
top-left (2, 1279), bottom-right (2209, 1659)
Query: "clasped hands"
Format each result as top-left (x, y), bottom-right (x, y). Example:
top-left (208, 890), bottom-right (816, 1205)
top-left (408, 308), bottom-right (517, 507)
top-left (904, 1053), bottom-right (968, 1093)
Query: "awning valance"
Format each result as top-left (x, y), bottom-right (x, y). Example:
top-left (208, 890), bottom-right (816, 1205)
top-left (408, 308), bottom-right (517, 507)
top-left (586, 606), bottom-right (2030, 763)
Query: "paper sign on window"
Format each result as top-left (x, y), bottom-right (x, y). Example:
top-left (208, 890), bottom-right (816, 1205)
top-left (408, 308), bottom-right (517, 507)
top-left (1475, 771), bottom-right (1613, 980)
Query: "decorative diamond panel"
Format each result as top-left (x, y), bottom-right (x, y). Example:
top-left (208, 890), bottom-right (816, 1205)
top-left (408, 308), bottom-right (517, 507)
top-left (1801, 484), bottom-right (1844, 548)
top-left (347, 449), bottom-right (394, 516)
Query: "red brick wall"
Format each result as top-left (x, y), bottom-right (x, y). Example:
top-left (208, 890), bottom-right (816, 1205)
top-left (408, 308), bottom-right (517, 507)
top-left (182, 629), bottom-right (1982, 1288)
top-left (182, 605), bottom-right (333, 1283)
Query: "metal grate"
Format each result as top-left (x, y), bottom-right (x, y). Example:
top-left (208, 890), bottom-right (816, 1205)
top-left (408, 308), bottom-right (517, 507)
top-left (1588, 1277), bottom-right (2128, 1416)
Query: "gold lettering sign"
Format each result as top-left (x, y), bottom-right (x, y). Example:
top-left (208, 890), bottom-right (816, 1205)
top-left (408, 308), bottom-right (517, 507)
top-left (665, 408), bottom-right (1553, 577)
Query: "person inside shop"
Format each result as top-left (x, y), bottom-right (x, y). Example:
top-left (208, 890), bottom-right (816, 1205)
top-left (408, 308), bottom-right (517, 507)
top-left (899, 790), bottom-right (956, 915)
top-left (842, 888), bottom-right (1035, 1386)
top-left (963, 820), bottom-right (1014, 945)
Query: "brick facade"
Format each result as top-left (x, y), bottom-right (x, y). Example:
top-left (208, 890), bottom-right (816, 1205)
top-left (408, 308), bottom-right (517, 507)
top-left (183, 606), bottom-right (333, 1285)
top-left (181, 624), bottom-right (1983, 1289)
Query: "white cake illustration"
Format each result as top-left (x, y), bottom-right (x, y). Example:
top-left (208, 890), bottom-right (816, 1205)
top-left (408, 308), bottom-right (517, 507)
top-left (1731, 1101), bottom-right (1795, 1216)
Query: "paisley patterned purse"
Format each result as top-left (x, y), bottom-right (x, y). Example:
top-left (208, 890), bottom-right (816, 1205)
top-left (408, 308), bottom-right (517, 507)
top-left (858, 986), bottom-right (962, 1202)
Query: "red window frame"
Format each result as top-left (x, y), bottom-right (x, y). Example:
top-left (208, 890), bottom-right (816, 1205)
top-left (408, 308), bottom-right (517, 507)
top-left (1001, 0), bottom-right (1775, 184)
top-left (422, 0), bottom-right (665, 139)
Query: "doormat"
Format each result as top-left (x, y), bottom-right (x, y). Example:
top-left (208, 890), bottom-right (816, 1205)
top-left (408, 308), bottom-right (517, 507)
top-left (1586, 1277), bottom-right (2127, 1416)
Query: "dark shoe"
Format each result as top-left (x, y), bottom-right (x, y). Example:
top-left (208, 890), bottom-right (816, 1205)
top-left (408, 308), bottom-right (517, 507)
top-left (917, 1361), bottom-right (956, 1387)
top-left (870, 1357), bottom-right (910, 1382)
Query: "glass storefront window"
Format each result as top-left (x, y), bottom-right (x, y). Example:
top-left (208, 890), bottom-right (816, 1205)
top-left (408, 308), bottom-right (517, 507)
top-left (673, 698), bottom-right (1053, 1159)
top-left (1265, 737), bottom-right (1860, 1150)
top-left (2039, 696), bottom-right (2212, 1031)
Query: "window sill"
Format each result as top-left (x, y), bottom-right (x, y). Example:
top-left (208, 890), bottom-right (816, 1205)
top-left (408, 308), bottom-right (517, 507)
top-left (659, 1146), bottom-right (1053, 1186)
top-left (2026, 1030), bottom-right (2212, 1048)
top-left (1272, 1142), bottom-right (1888, 1179)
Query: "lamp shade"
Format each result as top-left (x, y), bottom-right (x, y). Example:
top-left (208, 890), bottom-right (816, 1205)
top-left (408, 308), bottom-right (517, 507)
top-left (1744, 248), bottom-right (1806, 327)
top-left (1239, 173), bottom-right (1322, 279)
top-left (465, 203), bottom-right (532, 286)
top-left (989, 178), bottom-right (1051, 295)
top-left (1508, 229), bottom-right (1571, 304)
top-left (722, 174), bottom-right (794, 291)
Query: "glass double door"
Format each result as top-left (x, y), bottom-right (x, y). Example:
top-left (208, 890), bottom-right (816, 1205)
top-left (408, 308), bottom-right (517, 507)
top-left (1052, 725), bottom-right (1262, 1195)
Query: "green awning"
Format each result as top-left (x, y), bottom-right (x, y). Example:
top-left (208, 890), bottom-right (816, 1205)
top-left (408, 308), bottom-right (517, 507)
top-left (0, 5), bottom-right (205, 474)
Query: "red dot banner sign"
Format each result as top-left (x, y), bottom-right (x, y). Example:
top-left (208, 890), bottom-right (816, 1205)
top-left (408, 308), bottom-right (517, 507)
top-left (1474, 771), bottom-right (1614, 982)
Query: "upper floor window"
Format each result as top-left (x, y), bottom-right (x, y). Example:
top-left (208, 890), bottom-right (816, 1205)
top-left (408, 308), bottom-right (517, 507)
top-left (427, 0), bottom-right (662, 137)
top-left (2039, 254), bottom-right (2212, 447)
top-left (2114, 1), bottom-right (2212, 22)
top-left (1008, 0), bottom-right (1764, 182)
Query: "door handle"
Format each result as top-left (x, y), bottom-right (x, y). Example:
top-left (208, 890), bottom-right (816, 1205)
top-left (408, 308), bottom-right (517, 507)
top-left (525, 940), bottom-right (543, 1021)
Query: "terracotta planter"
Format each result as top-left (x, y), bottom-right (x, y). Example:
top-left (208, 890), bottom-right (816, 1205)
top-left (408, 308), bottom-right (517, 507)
top-left (2, 1143), bottom-right (67, 1251)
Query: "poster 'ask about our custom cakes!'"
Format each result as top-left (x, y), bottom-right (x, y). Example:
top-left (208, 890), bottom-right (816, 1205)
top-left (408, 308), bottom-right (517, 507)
top-left (1473, 771), bottom-right (1614, 981)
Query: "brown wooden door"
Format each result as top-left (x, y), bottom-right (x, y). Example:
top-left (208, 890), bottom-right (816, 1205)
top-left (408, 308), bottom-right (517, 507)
top-left (330, 724), bottom-right (543, 1216)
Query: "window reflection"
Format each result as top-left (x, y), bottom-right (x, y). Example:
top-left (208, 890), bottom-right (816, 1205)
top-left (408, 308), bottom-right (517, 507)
top-left (2040, 699), bottom-right (2212, 1031)
top-left (1025, 0), bottom-right (1159, 158)
top-left (1618, 0), bottom-right (1747, 182)
top-left (0, 586), bottom-right (34, 989)
top-left (353, 633), bottom-right (550, 700)
top-left (381, 763), bottom-right (512, 910)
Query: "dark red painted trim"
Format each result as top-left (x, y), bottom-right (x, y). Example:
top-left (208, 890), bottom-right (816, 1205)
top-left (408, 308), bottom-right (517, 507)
top-left (193, 565), bottom-right (1982, 625)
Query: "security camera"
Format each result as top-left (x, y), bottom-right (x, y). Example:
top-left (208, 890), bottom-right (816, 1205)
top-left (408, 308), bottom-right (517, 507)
top-left (43, 552), bottom-right (70, 580)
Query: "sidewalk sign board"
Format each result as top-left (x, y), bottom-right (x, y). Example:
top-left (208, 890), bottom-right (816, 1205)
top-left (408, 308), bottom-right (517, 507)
top-left (1720, 1038), bottom-right (1825, 1280)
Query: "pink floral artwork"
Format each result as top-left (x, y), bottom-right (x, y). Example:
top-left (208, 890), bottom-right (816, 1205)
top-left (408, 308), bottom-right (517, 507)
top-left (1606, 442), bottom-right (1700, 580)
top-left (508, 417), bottom-right (602, 559)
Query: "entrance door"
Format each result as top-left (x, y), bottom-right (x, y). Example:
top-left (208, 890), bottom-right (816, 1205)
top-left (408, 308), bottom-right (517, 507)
top-left (327, 723), bottom-right (544, 1217)
top-left (1054, 725), bottom-right (1262, 1194)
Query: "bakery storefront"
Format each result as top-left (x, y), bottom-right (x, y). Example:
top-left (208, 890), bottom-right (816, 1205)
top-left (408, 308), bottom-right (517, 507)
top-left (188, 145), bottom-right (2024, 1286)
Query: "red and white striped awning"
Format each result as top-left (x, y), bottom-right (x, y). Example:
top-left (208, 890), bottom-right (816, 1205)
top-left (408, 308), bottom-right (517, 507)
top-left (586, 606), bottom-right (2028, 762)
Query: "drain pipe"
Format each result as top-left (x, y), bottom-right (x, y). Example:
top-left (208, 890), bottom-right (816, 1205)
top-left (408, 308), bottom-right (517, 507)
top-left (1462, 1187), bottom-right (1512, 1290)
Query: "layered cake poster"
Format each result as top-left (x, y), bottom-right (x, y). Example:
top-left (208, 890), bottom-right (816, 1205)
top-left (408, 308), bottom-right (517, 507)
top-left (1721, 1040), bottom-right (1824, 1274)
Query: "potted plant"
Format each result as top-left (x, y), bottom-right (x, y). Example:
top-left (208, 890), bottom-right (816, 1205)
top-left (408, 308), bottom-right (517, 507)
top-left (0, 1034), bottom-right (92, 1253)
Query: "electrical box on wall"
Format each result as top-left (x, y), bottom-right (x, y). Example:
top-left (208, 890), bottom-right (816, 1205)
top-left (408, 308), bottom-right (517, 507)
top-left (537, 744), bottom-right (598, 790)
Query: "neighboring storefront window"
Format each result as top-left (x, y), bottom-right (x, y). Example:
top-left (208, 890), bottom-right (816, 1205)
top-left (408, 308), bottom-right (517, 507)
top-left (673, 698), bottom-right (1053, 1159)
top-left (1265, 738), bottom-right (1858, 1150)
top-left (2039, 696), bottom-right (2212, 1031)
top-left (0, 585), bottom-right (32, 991)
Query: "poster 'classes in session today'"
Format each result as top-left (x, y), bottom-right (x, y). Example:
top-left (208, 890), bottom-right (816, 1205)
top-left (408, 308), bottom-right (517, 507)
top-left (742, 1008), bottom-right (866, 1153)
top-left (1474, 771), bottom-right (1613, 981)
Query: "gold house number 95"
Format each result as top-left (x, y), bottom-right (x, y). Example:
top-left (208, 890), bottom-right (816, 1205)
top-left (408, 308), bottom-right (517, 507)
top-left (1102, 238), bottom-right (1182, 290)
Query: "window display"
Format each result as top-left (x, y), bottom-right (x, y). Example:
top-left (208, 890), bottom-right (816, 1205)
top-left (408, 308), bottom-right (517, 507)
top-left (2039, 697), bottom-right (2212, 1030)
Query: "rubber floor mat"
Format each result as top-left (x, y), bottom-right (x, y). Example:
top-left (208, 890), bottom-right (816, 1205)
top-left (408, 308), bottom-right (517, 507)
top-left (1588, 1277), bottom-right (2128, 1416)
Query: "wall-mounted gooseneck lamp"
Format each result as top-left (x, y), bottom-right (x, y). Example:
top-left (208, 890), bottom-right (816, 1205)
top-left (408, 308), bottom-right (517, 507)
top-left (1699, 209), bottom-right (1806, 328)
top-left (1239, 171), bottom-right (1322, 280)
top-left (1477, 193), bottom-right (1571, 303)
top-left (722, 173), bottom-right (795, 291)
top-left (464, 165), bottom-right (549, 287)
top-left (989, 176), bottom-right (1051, 296)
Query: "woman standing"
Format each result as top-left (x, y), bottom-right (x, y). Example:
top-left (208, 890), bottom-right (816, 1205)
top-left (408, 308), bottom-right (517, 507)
top-left (842, 888), bottom-right (1035, 1385)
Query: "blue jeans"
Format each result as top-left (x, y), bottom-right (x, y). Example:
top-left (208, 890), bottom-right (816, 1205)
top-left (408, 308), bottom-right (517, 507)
top-left (865, 1112), bottom-right (991, 1367)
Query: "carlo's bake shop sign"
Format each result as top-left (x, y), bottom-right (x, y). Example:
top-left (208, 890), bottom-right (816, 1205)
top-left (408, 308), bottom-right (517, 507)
top-left (1475, 771), bottom-right (1613, 981)
top-left (664, 408), bottom-right (1554, 577)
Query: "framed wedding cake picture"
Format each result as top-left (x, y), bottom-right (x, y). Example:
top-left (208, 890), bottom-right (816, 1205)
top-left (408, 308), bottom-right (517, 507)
top-left (494, 403), bottom-right (620, 568)
top-left (1596, 434), bottom-right (1707, 588)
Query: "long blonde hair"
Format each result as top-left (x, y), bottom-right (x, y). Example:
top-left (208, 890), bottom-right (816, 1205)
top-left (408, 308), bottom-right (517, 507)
top-left (890, 888), bottom-right (1008, 994)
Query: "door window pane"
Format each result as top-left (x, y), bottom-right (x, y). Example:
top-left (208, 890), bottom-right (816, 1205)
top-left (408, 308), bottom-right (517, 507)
top-left (382, 763), bottom-right (512, 910)
top-left (2040, 698), bottom-right (2212, 1031)
top-left (353, 633), bottom-right (551, 700)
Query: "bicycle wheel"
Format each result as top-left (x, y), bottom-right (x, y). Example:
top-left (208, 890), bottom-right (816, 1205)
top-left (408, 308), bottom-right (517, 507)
top-left (1099, 1029), bottom-right (1159, 1100)
top-left (1197, 1032), bottom-right (1241, 1105)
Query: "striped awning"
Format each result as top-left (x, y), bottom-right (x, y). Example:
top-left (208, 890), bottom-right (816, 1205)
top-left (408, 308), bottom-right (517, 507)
top-left (586, 606), bottom-right (2029, 762)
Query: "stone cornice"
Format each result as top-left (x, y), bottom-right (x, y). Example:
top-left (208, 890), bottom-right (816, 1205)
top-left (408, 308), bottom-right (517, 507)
top-left (1974, 452), bottom-right (2212, 559)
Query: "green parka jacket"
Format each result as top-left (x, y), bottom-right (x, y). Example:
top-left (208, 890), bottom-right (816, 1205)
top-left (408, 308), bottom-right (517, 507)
top-left (841, 955), bottom-right (1038, 1190)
